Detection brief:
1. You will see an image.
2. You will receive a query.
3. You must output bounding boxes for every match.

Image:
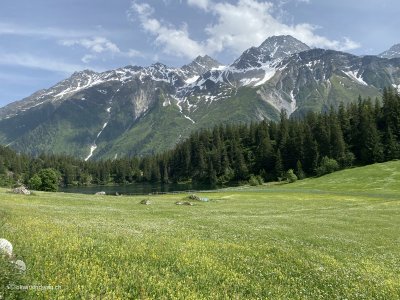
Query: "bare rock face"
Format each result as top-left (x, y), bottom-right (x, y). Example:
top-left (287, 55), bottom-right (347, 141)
top-left (12, 186), bottom-right (31, 195)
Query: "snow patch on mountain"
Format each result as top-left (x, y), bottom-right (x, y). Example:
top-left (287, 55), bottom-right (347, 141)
top-left (379, 43), bottom-right (400, 59)
top-left (254, 66), bottom-right (277, 86)
top-left (171, 95), bottom-right (196, 124)
top-left (343, 70), bottom-right (368, 86)
top-left (392, 84), bottom-right (400, 93)
top-left (290, 90), bottom-right (297, 113)
top-left (185, 75), bottom-right (200, 84)
top-left (183, 115), bottom-right (195, 124)
top-left (85, 145), bottom-right (97, 161)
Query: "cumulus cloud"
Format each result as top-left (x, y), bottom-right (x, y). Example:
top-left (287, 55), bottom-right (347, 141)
top-left (130, 0), bottom-right (360, 59)
top-left (130, 2), bottom-right (205, 58)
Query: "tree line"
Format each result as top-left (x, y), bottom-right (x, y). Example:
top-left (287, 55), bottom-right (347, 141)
top-left (0, 88), bottom-right (399, 190)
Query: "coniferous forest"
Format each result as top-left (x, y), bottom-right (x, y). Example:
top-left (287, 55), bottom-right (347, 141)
top-left (0, 88), bottom-right (399, 190)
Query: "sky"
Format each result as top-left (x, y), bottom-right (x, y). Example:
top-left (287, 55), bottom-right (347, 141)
top-left (0, 0), bottom-right (399, 107)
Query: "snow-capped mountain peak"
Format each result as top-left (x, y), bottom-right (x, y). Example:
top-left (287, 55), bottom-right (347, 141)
top-left (2, 34), bottom-right (400, 161)
top-left (258, 35), bottom-right (310, 60)
top-left (379, 43), bottom-right (400, 59)
top-left (180, 55), bottom-right (224, 82)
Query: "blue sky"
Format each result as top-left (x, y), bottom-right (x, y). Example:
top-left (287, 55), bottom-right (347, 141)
top-left (0, 0), bottom-right (399, 107)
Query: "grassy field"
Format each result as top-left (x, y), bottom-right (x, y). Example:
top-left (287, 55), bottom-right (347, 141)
top-left (1, 161), bottom-right (400, 299)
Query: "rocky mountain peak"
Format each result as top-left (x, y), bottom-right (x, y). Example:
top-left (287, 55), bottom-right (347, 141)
top-left (181, 55), bottom-right (223, 79)
top-left (379, 43), bottom-right (400, 59)
top-left (232, 35), bottom-right (310, 70)
top-left (258, 35), bottom-right (310, 60)
top-left (71, 69), bottom-right (97, 78)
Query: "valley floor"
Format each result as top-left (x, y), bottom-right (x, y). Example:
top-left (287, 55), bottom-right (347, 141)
top-left (1, 161), bottom-right (400, 299)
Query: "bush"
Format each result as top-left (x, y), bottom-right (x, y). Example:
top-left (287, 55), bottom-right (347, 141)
top-left (28, 168), bottom-right (61, 192)
top-left (339, 151), bottom-right (355, 168)
top-left (286, 169), bottom-right (298, 183)
top-left (316, 156), bottom-right (339, 176)
top-left (295, 161), bottom-right (306, 180)
top-left (28, 174), bottom-right (42, 190)
top-left (249, 175), bottom-right (263, 186)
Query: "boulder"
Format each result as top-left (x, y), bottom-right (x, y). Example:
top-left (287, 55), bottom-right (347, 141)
top-left (0, 238), bottom-right (13, 257)
top-left (140, 199), bottom-right (151, 205)
top-left (12, 186), bottom-right (31, 195)
top-left (13, 259), bottom-right (26, 272)
top-left (188, 194), bottom-right (201, 201)
top-left (175, 201), bottom-right (193, 206)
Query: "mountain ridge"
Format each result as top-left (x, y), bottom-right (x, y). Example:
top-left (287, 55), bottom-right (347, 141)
top-left (1, 36), bottom-right (400, 160)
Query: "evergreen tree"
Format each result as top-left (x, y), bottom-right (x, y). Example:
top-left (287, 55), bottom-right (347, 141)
top-left (295, 160), bottom-right (306, 180)
top-left (275, 150), bottom-right (284, 180)
top-left (384, 127), bottom-right (400, 160)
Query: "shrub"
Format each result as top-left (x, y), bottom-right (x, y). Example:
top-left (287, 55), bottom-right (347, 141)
top-left (286, 169), bottom-right (298, 183)
top-left (316, 156), bottom-right (339, 176)
top-left (28, 168), bottom-right (61, 192)
top-left (295, 161), bottom-right (306, 180)
top-left (28, 174), bottom-right (42, 190)
top-left (339, 151), bottom-right (356, 168)
top-left (249, 175), bottom-right (263, 186)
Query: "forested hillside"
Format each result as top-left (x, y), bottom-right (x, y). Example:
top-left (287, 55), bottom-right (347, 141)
top-left (0, 88), bottom-right (399, 189)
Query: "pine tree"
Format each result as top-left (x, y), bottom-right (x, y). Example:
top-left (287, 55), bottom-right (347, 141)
top-left (295, 160), bottom-right (306, 180)
top-left (275, 150), bottom-right (284, 180)
top-left (384, 127), bottom-right (400, 160)
top-left (303, 125), bottom-right (319, 175)
top-left (358, 101), bottom-right (384, 164)
top-left (329, 112), bottom-right (346, 163)
top-left (232, 142), bottom-right (249, 181)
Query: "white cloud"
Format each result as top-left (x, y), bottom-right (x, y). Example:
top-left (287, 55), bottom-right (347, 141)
top-left (205, 0), bottom-right (360, 54)
top-left (126, 49), bottom-right (143, 58)
top-left (81, 54), bottom-right (95, 63)
top-left (0, 22), bottom-right (97, 39)
top-left (130, 2), bottom-right (205, 58)
top-left (187, 0), bottom-right (211, 10)
top-left (0, 53), bottom-right (86, 74)
top-left (61, 37), bottom-right (121, 54)
top-left (130, 0), bottom-right (360, 59)
top-left (60, 36), bottom-right (143, 63)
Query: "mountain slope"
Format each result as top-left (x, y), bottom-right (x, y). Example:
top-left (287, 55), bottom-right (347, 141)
top-left (379, 43), bottom-right (400, 59)
top-left (1, 36), bottom-right (400, 159)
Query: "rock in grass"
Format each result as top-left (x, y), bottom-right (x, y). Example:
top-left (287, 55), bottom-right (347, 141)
top-left (175, 201), bottom-right (193, 206)
top-left (95, 191), bottom-right (106, 195)
top-left (12, 186), bottom-right (31, 195)
top-left (188, 194), bottom-right (201, 201)
top-left (140, 199), bottom-right (151, 205)
top-left (0, 238), bottom-right (13, 257)
top-left (187, 194), bottom-right (209, 202)
top-left (13, 259), bottom-right (27, 272)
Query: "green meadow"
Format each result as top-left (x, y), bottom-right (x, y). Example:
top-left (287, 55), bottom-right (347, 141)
top-left (1, 161), bottom-right (400, 299)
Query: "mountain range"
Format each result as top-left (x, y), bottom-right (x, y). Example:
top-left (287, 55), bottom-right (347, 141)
top-left (1, 35), bottom-right (400, 160)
